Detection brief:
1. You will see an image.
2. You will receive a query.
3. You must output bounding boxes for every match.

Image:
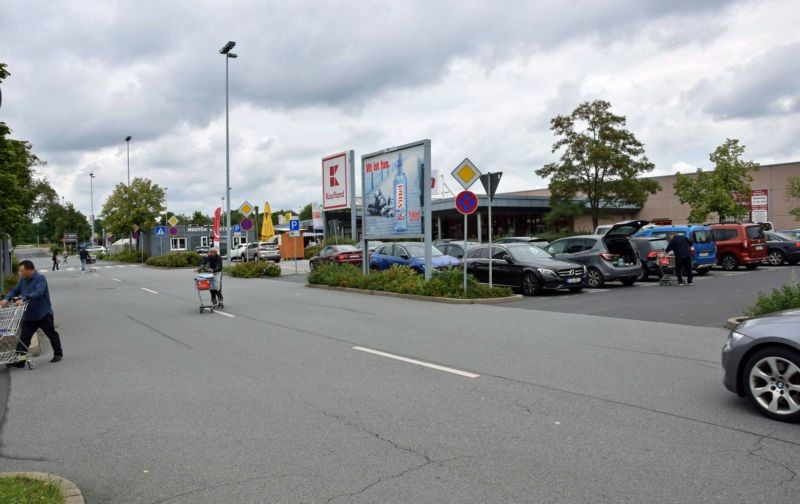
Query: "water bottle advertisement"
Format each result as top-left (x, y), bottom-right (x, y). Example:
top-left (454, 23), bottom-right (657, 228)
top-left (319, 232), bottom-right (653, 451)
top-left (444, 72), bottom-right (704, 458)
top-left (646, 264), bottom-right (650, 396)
top-left (362, 141), bottom-right (430, 239)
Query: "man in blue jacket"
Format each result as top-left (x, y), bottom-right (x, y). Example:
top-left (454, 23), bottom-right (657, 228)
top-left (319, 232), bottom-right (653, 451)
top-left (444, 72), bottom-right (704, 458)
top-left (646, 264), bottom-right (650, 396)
top-left (1, 260), bottom-right (64, 367)
top-left (666, 232), bottom-right (693, 286)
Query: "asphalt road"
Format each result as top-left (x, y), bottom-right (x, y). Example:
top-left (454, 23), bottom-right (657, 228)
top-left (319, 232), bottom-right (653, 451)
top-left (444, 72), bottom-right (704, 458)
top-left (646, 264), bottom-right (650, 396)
top-left (0, 249), bottom-right (798, 503)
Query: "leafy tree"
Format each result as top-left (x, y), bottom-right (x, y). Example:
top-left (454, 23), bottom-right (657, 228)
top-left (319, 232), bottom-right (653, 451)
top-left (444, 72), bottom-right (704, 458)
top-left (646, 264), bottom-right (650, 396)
top-left (101, 178), bottom-right (165, 238)
top-left (535, 100), bottom-right (660, 229)
top-left (544, 200), bottom-right (585, 232)
top-left (0, 62), bottom-right (57, 242)
top-left (673, 139), bottom-right (759, 224)
top-left (299, 204), bottom-right (312, 221)
top-left (788, 177), bottom-right (800, 221)
top-left (36, 202), bottom-right (91, 245)
top-left (190, 211), bottom-right (211, 225)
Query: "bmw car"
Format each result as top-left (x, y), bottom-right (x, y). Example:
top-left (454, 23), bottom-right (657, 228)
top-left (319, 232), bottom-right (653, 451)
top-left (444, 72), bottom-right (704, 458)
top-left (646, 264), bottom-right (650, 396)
top-left (369, 242), bottom-right (458, 273)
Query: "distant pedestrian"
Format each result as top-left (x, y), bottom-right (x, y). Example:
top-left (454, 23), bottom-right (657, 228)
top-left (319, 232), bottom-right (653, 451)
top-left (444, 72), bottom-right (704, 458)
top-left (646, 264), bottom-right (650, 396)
top-left (200, 247), bottom-right (224, 306)
top-left (666, 232), bottom-right (693, 286)
top-left (79, 247), bottom-right (89, 272)
top-left (1, 260), bottom-right (64, 366)
top-left (62, 249), bottom-right (68, 264)
top-left (52, 251), bottom-right (60, 271)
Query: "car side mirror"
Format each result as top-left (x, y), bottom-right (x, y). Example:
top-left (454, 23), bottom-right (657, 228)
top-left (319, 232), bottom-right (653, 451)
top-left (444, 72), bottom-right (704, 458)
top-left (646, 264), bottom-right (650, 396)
top-left (400, 254), bottom-right (409, 259)
top-left (503, 254), bottom-right (514, 264)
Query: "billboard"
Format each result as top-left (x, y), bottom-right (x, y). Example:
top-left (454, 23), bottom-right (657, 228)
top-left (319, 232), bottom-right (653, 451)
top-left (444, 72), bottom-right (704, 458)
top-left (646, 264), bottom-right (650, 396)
top-left (322, 151), bottom-right (351, 210)
top-left (362, 140), bottom-right (431, 239)
top-left (312, 202), bottom-right (324, 231)
top-left (751, 189), bottom-right (769, 223)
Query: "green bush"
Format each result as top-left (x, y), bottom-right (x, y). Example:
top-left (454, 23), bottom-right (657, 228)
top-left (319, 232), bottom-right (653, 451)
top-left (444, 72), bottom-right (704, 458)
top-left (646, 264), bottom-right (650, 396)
top-left (2, 274), bottom-right (18, 297)
top-left (745, 279), bottom-right (800, 317)
top-left (146, 252), bottom-right (203, 268)
top-left (305, 245), bottom-right (321, 259)
top-left (108, 250), bottom-right (149, 263)
top-left (228, 260), bottom-right (281, 278)
top-left (307, 263), bottom-right (513, 299)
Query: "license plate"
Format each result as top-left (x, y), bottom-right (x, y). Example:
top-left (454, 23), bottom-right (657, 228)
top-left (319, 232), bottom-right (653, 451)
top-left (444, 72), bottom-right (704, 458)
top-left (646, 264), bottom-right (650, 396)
top-left (755, 245), bottom-right (764, 250)
top-left (699, 252), bottom-right (709, 257)
top-left (567, 277), bottom-right (582, 283)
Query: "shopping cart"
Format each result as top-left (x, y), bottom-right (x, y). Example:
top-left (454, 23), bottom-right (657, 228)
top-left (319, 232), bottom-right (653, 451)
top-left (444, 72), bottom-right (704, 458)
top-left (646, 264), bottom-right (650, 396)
top-left (0, 301), bottom-right (34, 369)
top-left (657, 253), bottom-right (676, 286)
top-left (86, 255), bottom-right (97, 273)
top-left (194, 270), bottom-right (219, 314)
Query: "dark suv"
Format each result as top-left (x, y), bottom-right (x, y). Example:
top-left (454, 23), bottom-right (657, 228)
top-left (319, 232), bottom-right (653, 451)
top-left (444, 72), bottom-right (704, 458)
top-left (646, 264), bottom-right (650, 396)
top-left (710, 224), bottom-right (768, 271)
top-left (544, 220), bottom-right (647, 288)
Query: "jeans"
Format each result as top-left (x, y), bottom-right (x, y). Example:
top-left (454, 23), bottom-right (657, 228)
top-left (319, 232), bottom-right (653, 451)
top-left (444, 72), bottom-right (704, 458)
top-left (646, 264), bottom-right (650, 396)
top-left (80, 258), bottom-right (87, 271)
top-left (676, 256), bottom-right (693, 284)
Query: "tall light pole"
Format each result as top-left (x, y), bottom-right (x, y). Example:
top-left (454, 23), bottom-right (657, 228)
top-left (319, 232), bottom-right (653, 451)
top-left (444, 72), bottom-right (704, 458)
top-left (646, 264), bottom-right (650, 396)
top-left (220, 40), bottom-right (237, 265)
top-left (89, 173), bottom-right (96, 244)
top-left (124, 136), bottom-right (132, 186)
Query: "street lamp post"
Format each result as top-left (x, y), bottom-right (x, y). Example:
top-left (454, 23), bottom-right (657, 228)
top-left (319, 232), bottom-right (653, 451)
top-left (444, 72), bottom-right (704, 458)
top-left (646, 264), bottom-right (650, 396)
top-left (89, 173), bottom-right (96, 244)
top-left (220, 40), bottom-right (237, 265)
top-left (125, 135), bottom-right (132, 251)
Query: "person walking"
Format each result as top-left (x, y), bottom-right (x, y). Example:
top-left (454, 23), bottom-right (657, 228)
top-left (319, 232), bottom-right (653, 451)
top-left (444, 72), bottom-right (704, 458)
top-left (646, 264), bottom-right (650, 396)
top-left (62, 249), bottom-right (68, 264)
top-left (52, 250), bottom-right (60, 271)
top-left (666, 232), bottom-right (693, 286)
top-left (200, 247), bottom-right (224, 306)
top-left (79, 247), bottom-right (88, 272)
top-left (1, 260), bottom-right (64, 366)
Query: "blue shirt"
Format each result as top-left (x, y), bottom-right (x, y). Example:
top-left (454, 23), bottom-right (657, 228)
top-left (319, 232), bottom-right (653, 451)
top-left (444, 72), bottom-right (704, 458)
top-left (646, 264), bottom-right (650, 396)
top-left (4, 272), bottom-right (54, 321)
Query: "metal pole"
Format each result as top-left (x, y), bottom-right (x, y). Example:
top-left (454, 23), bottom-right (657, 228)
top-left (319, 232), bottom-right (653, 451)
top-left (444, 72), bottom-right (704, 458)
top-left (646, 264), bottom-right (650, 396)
top-left (225, 53), bottom-right (232, 266)
top-left (294, 235), bottom-right (298, 275)
top-left (126, 137), bottom-right (132, 251)
top-left (89, 173), bottom-right (95, 243)
top-left (349, 150), bottom-right (357, 242)
top-left (463, 212), bottom-right (468, 295)
top-left (488, 173), bottom-right (493, 288)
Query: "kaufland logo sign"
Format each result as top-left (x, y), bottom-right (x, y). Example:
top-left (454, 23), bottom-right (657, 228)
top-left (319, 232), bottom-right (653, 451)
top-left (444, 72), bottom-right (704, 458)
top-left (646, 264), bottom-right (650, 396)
top-left (322, 152), bottom-right (349, 210)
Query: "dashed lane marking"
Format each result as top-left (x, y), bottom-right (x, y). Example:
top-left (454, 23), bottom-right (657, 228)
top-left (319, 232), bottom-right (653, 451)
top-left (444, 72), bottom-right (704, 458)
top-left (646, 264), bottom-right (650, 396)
top-left (353, 346), bottom-right (480, 378)
top-left (141, 288), bottom-right (159, 294)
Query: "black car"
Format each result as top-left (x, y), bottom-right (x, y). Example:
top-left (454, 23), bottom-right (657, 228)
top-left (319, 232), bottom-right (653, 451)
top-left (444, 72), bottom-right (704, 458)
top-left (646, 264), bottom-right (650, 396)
top-left (722, 310), bottom-right (800, 422)
top-left (493, 236), bottom-right (550, 247)
top-left (466, 243), bottom-right (586, 296)
top-left (438, 241), bottom-right (480, 259)
top-left (764, 231), bottom-right (800, 266)
top-left (630, 237), bottom-right (668, 280)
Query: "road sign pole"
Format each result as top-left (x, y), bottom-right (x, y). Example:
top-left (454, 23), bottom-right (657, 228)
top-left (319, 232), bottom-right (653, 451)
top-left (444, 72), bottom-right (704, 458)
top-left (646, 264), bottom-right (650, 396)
top-left (294, 237), bottom-right (298, 275)
top-left (463, 212), bottom-right (468, 296)
top-left (488, 174), bottom-right (493, 288)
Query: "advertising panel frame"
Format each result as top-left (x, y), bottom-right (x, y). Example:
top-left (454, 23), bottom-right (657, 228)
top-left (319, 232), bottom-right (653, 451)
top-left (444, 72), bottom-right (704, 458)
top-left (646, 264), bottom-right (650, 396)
top-left (322, 151), bottom-right (351, 211)
top-left (361, 139), bottom-right (432, 278)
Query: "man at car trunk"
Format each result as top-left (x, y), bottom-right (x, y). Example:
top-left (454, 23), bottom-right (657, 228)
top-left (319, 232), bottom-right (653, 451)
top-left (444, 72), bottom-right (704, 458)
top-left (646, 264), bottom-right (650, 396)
top-left (666, 232), bottom-right (693, 286)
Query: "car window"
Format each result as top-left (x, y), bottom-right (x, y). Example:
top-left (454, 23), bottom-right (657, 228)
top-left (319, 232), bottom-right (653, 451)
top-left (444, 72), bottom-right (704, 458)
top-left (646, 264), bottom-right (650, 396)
top-left (491, 246), bottom-right (509, 259)
top-left (509, 245), bottom-right (553, 260)
top-left (334, 245), bottom-right (358, 252)
top-left (769, 232), bottom-right (792, 241)
top-left (713, 229), bottom-right (738, 241)
top-left (649, 239), bottom-right (668, 251)
top-left (564, 239), bottom-right (586, 254)
top-left (582, 238), bottom-right (598, 251)
top-left (546, 240), bottom-right (567, 254)
top-left (467, 247), bottom-right (489, 259)
top-left (746, 226), bottom-right (764, 240)
top-left (692, 230), bottom-right (713, 243)
top-left (404, 244), bottom-right (443, 257)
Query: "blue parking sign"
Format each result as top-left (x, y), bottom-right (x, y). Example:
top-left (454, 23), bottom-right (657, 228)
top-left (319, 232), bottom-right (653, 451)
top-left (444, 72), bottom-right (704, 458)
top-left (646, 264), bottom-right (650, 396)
top-left (289, 218), bottom-right (300, 232)
top-left (232, 224), bottom-right (242, 233)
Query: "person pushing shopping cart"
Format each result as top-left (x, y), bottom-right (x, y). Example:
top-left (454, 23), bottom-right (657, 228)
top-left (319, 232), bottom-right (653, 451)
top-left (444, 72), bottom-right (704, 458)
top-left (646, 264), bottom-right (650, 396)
top-left (199, 247), bottom-right (224, 307)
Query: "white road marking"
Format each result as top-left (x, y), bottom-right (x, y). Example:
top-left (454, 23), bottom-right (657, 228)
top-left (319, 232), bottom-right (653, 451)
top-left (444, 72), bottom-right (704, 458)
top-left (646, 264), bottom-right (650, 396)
top-left (92, 273), bottom-right (99, 277)
top-left (117, 265), bottom-right (127, 267)
top-left (638, 283), bottom-right (658, 287)
top-left (353, 346), bottom-right (480, 378)
top-left (215, 311), bottom-right (235, 318)
top-left (141, 288), bottom-right (159, 294)
top-left (104, 266), bottom-right (114, 269)
top-left (586, 289), bottom-right (610, 293)
top-left (112, 278), bottom-right (122, 282)
top-left (66, 268), bottom-right (76, 271)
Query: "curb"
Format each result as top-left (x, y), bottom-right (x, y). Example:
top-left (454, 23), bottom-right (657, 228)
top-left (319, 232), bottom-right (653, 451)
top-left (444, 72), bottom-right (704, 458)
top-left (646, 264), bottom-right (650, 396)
top-left (0, 471), bottom-right (84, 504)
top-left (306, 283), bottom-right (523, 304)
top-left (725, 316), bottom-right (749, 330)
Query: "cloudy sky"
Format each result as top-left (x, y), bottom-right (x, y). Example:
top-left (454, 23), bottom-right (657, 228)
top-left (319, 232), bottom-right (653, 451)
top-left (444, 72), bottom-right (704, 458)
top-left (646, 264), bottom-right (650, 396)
top-left (1, 0), bottom-right (799, 218)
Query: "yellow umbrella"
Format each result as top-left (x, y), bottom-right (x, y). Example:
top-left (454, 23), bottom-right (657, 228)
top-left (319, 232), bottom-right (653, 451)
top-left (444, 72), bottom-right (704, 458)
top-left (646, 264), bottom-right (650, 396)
top-left (260, 202), bottom-right (276, 241)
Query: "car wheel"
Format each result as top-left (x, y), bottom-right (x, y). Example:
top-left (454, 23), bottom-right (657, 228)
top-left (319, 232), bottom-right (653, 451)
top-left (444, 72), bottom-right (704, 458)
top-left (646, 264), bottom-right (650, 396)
top-left (620, 277), bottom-right (637, 286)
top-left (521, 272), bottom-right (541, 296)
top-left (721, 254), bottom-right (739, 271)
top-left (767, 250), bottom-right (785, 266)
top-left (744, 347), bottom-right (800, 422)
top-left (585, 268), bottom-right (605, 288)
top-left (694, 267), bottom-right (709, 276)
top-left (568, 286), bottom-right (583, 293)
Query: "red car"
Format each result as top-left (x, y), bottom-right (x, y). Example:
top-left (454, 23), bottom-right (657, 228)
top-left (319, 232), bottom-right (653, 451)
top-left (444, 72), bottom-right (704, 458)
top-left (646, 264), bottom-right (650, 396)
top-left (710, 223), bottom-right (768, 271)
top-left (309, 244), bottom-right (363, 270)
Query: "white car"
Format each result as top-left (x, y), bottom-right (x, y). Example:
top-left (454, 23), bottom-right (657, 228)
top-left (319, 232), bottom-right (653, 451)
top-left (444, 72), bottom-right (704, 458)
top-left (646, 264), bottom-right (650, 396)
top-left (86, 245), bottom-right (107, 254)
top-left (229, 243), bottom-right (248, 261)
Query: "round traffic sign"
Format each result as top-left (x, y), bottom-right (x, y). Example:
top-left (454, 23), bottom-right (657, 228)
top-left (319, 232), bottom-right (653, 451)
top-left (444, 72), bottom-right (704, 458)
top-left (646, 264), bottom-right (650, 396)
top-left (455, 190), bottom-right (478, 215)
top-left (240, 218), bottom-right (254, 231)
top-left (168, 226), bottom-right (179, 236)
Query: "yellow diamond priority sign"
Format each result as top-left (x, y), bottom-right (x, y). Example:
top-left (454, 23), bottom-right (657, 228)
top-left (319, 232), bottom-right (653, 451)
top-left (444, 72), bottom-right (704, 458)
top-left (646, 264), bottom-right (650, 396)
top-left (238, 201), bottom-right (254, 217)
top-left (167, 215), bottom-right (179, 227)
top-left (451, 158), bottom-right (481, 190)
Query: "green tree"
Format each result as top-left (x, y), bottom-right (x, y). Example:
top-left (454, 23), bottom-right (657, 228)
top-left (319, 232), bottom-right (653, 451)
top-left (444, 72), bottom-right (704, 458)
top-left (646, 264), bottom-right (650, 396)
top-left (190, 211), bottom-right (211, 225)
top-left (544, 200), bottom-right (585, 232)
top-left (101, 178), bottom-right (165, 238)
top-left (35, 202), bottom-right (91, 245)
top-left (673, 139), bottom-right (759, 224)
top-left (535, 100), bottom-right (660, 229)
top-left (788, 177), bottom-right (800, 221)
top-left (299, 203), bottom-right (312, 221)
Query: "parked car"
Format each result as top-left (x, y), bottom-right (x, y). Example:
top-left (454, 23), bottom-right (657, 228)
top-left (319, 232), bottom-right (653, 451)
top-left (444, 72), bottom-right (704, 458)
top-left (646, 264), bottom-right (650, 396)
top-left (778, 229), bottom-right (800, 240)
top-left (493, 236), bottom-right (550, 247)
top-left (241, 242), bottom-right (260, 261)
top-left (258, 241), bottom-right (281, 262)
top-left (722, 310), bottom-right (800, 422)
top-left (86, 245), bottom-right (107, 255)
top-left (466, 243), bottom-right (586, 296)
top-left (633, 225), bottom-right (717, 275)
top-left (594, 225), bottom-right (612, 236)
top-left (356, 240), bottom-right (384, 253)
top-left (710, 223), bottom-right (768, 271)
top-left (309, 244), bottom-right (363, 270)
top-left (629, 237), bottom-right (669, 280)
top-left (438, 241), bottom-right (480, 259)
top-left (544, 220), bottom-right (647, 288)
top-left (229, 243), bottom-right (248, 261)
top-left (369, 242), bottom-right (459, 274)
top-left (762, 232), bottom-right (800, 265)
top-left (195, 246), bottom-right (210, 255)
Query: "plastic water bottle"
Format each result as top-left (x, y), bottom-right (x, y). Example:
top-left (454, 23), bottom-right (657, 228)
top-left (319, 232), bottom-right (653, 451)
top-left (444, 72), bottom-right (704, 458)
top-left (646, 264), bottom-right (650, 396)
top-left (393, 153), bottom-right (408, 232)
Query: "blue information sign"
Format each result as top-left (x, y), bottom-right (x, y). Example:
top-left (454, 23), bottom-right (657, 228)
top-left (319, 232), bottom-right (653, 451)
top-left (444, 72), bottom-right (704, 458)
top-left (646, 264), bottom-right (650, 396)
top-left (154, 226), bottom-right (167, 237)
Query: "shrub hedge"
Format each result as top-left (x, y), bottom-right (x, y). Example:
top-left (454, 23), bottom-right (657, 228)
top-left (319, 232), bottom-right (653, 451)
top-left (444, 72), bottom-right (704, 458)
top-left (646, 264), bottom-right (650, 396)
top-left (307, 263), bottom-right (512, 299)
top-left (146, 252), bottom-right (203, 268)
top-left (745, 278), bottom-right (800, 317)
top-left (228, 260), bottom-right (282, 278)
top-left (108, 250), bottom-right (149, 263)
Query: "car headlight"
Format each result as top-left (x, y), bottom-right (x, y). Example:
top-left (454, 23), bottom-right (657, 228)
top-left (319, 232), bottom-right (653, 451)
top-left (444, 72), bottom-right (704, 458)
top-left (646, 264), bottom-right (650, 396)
top-left (537, 268), bottom-right (558, 278)
top-left (725, 331), bottom-right (747, 349)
